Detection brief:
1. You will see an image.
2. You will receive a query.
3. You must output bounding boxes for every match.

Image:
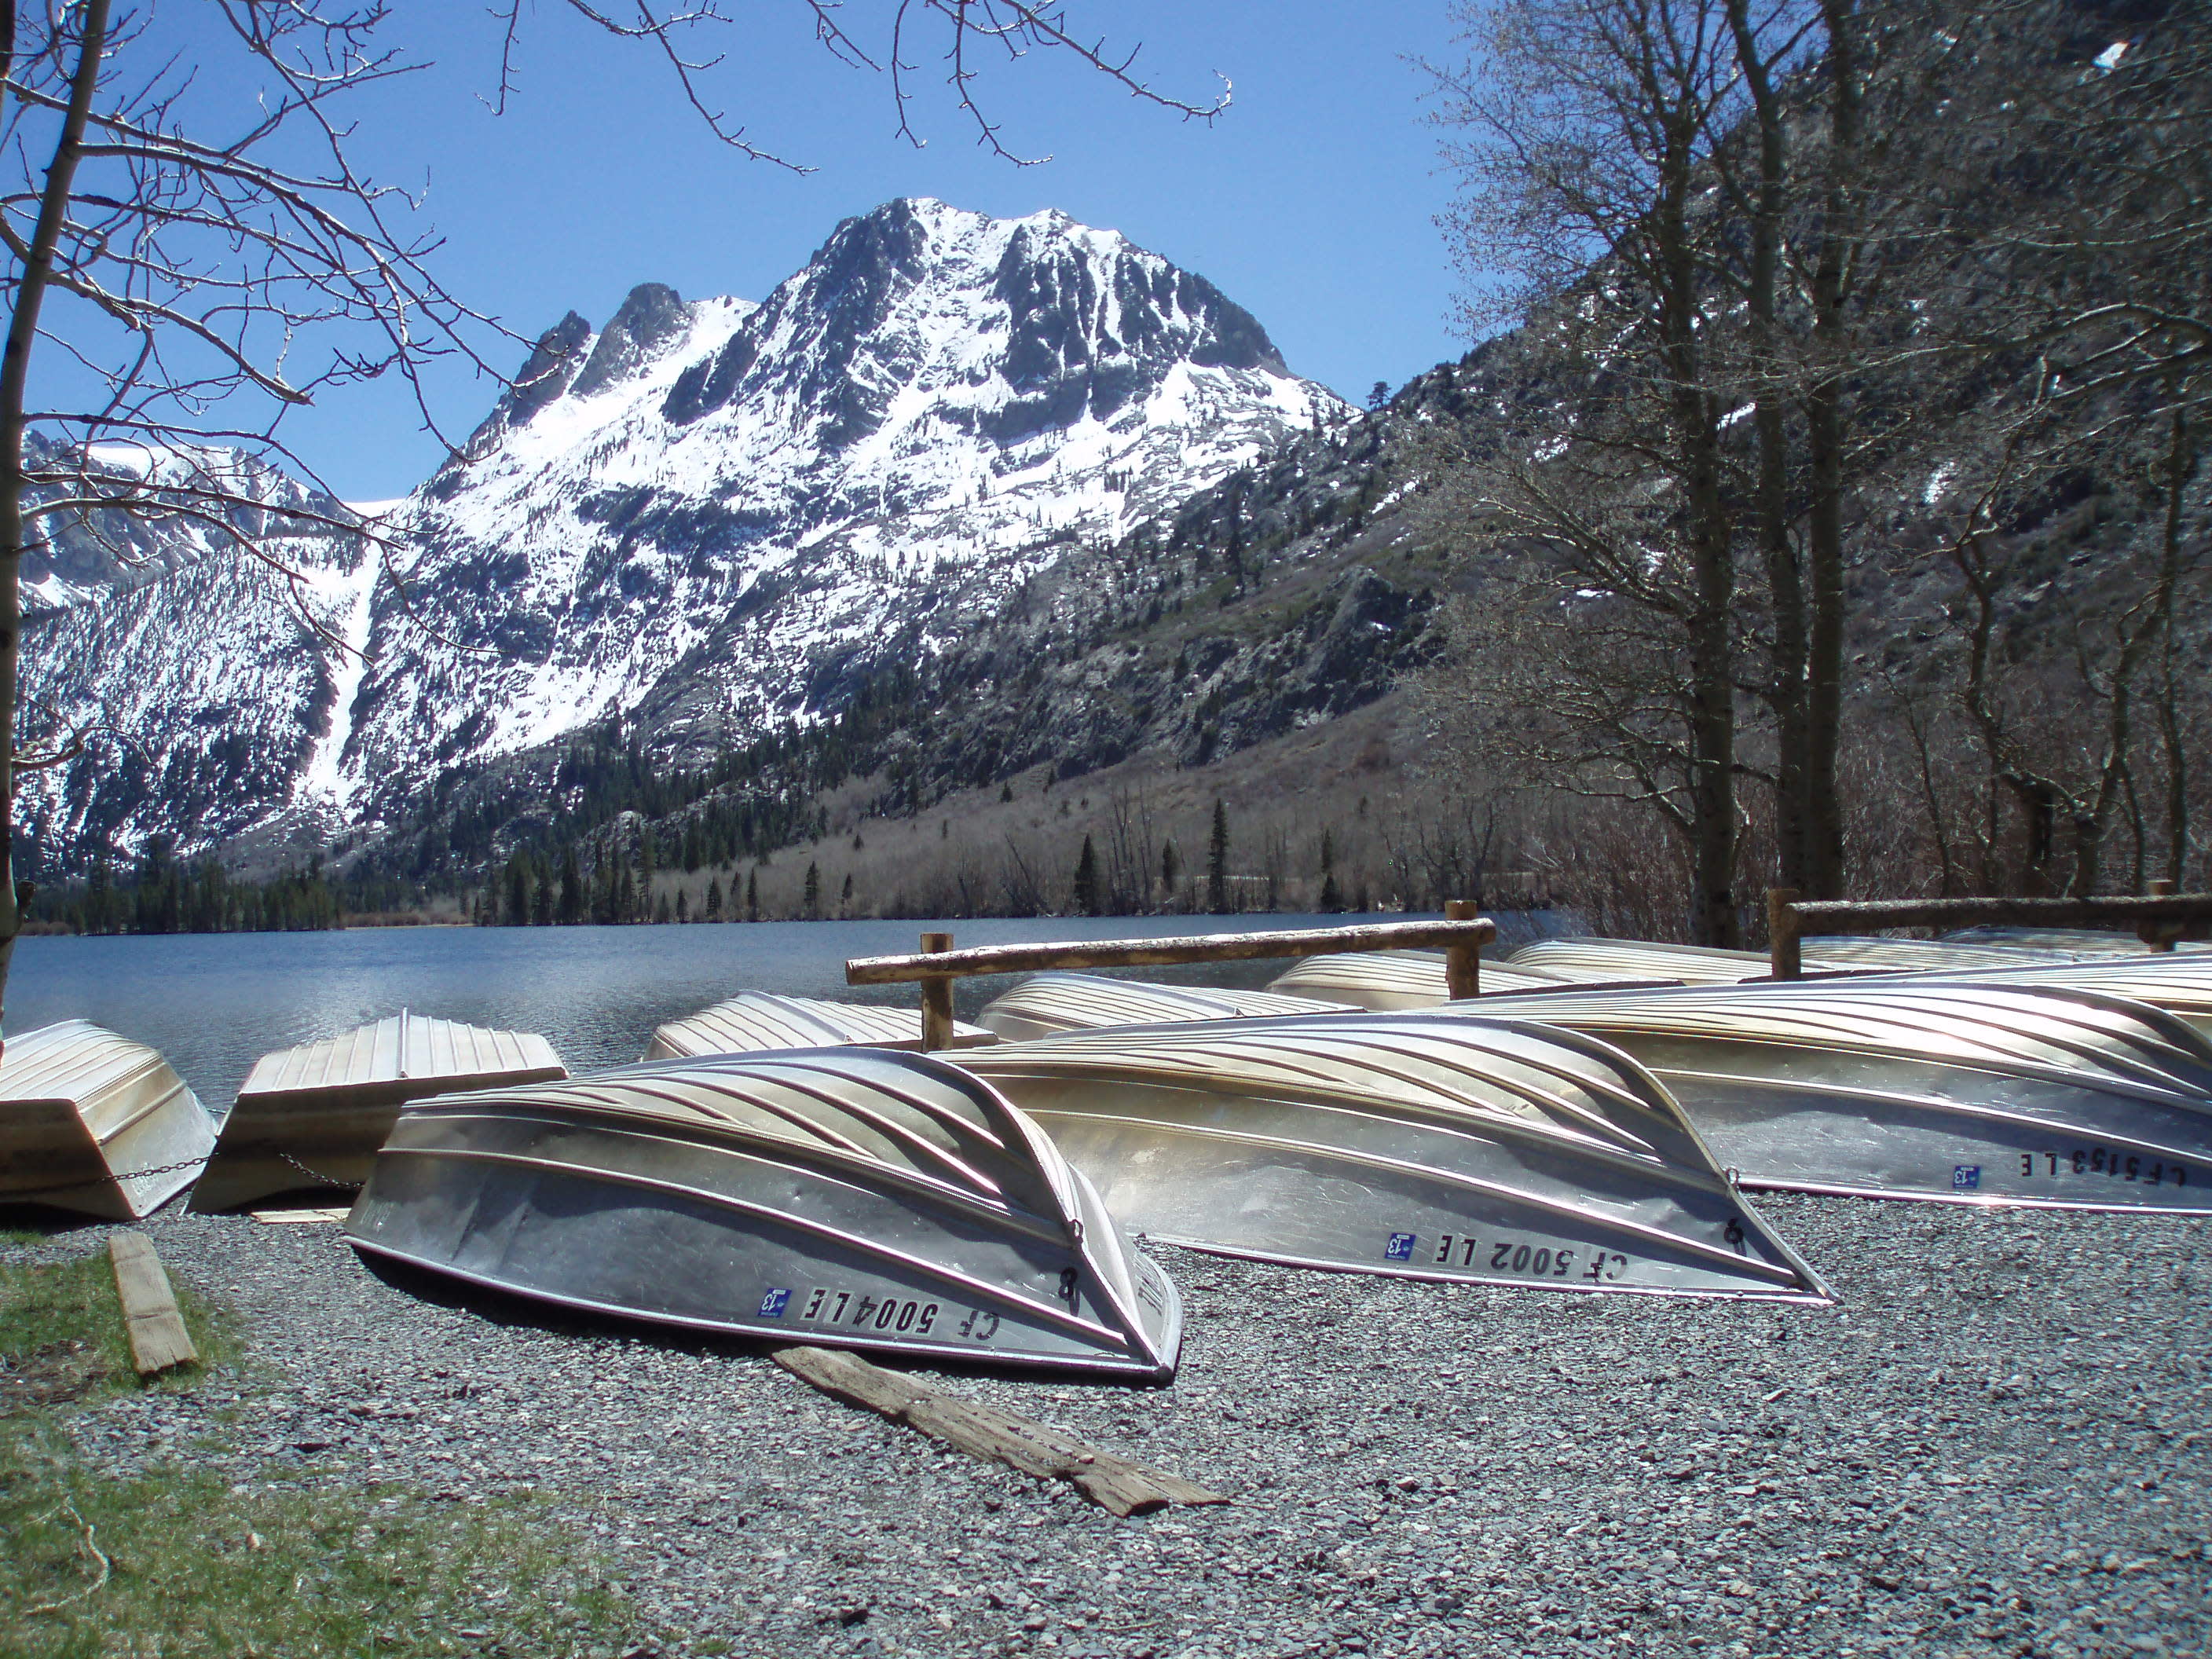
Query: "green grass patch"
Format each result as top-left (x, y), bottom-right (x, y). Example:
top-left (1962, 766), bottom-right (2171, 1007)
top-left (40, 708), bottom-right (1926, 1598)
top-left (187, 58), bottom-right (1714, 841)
top-left (2, 1249), bottom-right (657, 1657)
top-left (2, 1425), bottom-right (646, 1658)
top-left (0, 1247), bottom-right (238, 1410)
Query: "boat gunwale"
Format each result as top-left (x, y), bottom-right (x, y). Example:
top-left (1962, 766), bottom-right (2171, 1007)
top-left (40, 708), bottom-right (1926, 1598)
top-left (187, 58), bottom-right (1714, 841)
top-left (1650, 1063), bottom-right (2212, 1159)
top-left (1132, 1233), bottom-right (1832, 1303)
top-left (1733, 1174), bottom-right (2211, 1214)
top-left (343, 1236), bottom-right (1175, 1379)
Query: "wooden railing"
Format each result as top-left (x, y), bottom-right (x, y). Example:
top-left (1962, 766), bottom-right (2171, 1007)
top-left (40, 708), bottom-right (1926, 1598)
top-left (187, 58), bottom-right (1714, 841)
top-left (847, 902), bottom-right (1496, 1050)
top-left (1765, 881), bottom-right (2212, 979)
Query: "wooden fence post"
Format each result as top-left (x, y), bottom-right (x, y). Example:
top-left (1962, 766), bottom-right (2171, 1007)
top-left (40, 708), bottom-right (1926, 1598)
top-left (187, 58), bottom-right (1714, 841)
top-left (919, 932), bottom-right (954, 1052)
top-left (1767, 888), bottom-right (1802, 980)
top-left (1444, 899), bottom-right (1481, 1000)
top-left (2144, 878), bottom-right (2177, 951)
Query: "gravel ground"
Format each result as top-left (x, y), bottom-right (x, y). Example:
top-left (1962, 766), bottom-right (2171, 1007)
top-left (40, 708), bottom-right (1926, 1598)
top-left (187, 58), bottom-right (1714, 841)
top-left (13, 1193), bottom-right (2209, 1659)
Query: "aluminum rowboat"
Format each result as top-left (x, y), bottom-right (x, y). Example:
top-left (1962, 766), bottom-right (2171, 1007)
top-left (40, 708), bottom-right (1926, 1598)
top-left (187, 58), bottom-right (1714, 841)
top-left (1944, 925), bottom-right (2210, 958)
top-left (1902, 955), bottom-right (2212, 1044)
top-left (977, 973), bottom-right (1350, 1042)
top-left (643, 991), bottom-right (994, 1060)
top-left (951, 1013), bottom-right (1828, 1302)
top-left (1507, 935), bottom-right (2054, 986)
top-left (1439, 981), bottom-right (2212, 1211)
top-left (192, 1012), bottom-right (566, 1211)
top-left (0, 1021), bottom-right (213, 1219)
top-left (1263, 949), bottom-right (1570, 1009)
top-left (344, 1048), bottom-right (1182, 1379)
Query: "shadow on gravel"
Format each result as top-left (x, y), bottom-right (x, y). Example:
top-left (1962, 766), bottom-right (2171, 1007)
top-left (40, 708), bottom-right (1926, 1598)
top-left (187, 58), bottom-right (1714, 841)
top-left (0, 1203), bottom-right (108, 1239)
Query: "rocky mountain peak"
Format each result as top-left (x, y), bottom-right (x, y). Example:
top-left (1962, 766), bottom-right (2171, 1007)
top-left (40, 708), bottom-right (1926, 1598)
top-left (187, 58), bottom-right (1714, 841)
top-left (571, 283), bottom-right (693, 400)
top-left (22, 199), bottom-right (1356, 868)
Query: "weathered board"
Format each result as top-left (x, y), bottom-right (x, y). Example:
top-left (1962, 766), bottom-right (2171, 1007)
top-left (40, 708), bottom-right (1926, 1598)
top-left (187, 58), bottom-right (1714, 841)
top-left (108, 1230), bottom-right (197, 1375)
top-left (773, 1344), bottom-right (1225, 1517)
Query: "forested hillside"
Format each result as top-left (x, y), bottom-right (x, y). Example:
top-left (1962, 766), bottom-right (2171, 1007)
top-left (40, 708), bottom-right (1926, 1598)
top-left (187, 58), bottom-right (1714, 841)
top-left (20, 0), bottom-right (2204, 938)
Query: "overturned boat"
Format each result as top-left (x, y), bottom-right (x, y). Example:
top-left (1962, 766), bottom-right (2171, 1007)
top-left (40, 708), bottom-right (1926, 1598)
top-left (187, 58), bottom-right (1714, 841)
top-left (951, 1013), bottom-right (1826, 1302)
top-left (1262, 949), bottom-right (1571, 1009)
top-left (1909, 955), bottom-right (2212, 1044)
top-left (976, 973), bottom-right (1349, 1042)
top-left (0, 1021), bottom-right (214, 1219)
top-left (643, 991), bottom-right (994, 1060)
top-left (1944, 925), bottom-right (2210, 958)
top-left (1505, 934), bottom-right (2053, 986)
top-left (345, 1048), bottom-right (1182, 1379)
top-left (1441, 980), bottom-right (2212, 1210)
top-left (192, 1012), bottom-right (566, 1212)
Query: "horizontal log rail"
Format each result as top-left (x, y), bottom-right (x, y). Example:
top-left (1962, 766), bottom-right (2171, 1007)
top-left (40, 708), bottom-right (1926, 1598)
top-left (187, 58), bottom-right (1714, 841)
top-left (848, 903), bottom-right (1496, 1050)
top-left (1766, 883), bottom-right (2212, 979)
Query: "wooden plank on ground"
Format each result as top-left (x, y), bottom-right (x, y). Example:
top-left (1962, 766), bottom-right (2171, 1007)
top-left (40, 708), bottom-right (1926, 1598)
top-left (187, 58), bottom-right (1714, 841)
top-left (774, 1345), bottom-right (1226, 1518)
top-left (246, 1206), bottom-right (353, 1225)
top-left (108, 1230), bottom-right (198, 1376)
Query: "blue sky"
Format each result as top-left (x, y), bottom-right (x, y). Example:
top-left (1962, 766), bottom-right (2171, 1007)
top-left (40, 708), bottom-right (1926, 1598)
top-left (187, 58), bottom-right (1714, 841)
top-left (240, 4), bottom-right (1474, 499)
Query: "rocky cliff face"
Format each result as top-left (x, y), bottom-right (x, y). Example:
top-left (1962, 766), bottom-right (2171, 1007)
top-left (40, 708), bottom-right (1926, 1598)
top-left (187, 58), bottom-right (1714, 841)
top-left (20, 199), bottom-right (1356, 873)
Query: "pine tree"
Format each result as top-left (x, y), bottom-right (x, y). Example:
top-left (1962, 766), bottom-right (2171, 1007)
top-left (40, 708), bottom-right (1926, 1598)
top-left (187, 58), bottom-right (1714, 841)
top-left (504, 850), bottom-right (531, 928)
top-left (1072, 835), bottom-right (1101, 915)
top-left (804, 861), bottom-right (822, 918)
top-left (705, 877), bottom-right (723, 921)
top-left (840, 872), bottom-right (854, 914)
top-left (1159, 839), bottom-right (1181, 903)
top-left (676, 888), bottom-right (690, 924)
top-left (746, 868), bottom-right (760, 921)
top-left (557, 848), bottom-right (584, 926)
top-left (1319, 830), bottom-right (1342, 913)
top-left (1207, 800), bottom-right (1231, 914)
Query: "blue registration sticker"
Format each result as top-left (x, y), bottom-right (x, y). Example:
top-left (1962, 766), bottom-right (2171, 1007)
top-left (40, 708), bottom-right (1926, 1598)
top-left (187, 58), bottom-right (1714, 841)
top-left (1952, 1166), bottom-right (1981, 1191)
top-left (758, 1287), bottom-right (792, 1317)
top-left (1385, 1232), bottom-right (1417, 1262)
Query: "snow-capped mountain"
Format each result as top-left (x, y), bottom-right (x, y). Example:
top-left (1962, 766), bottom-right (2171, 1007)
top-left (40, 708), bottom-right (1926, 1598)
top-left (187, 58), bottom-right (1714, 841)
top-left (20, 434), bottom-right (346, 616)
top-left (20, 198), bottom-right (1351, 868)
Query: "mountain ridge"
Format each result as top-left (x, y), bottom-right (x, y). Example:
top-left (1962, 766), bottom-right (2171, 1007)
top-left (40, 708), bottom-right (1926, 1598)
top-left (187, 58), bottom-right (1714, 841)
top-left (19, 197), bottom-right (1367, 879)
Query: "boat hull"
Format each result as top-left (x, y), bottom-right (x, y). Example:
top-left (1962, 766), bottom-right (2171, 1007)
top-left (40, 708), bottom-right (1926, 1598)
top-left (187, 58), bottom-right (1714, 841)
top-left (0, 1022), bottom-right (212, 1220)
top-left (194, 1014), bottom-right (566, 1211)
top-left (1262, 950), bottom-right (1568, 1009)
top-left (643, 991), bottom-right (993, 1060)
top-left (1454, 983), bottom-right (2212, 1212)
top-left (955, 1015), bottom-right (1828, 1302)
top-left (977, 973), bottom-right (1348, 1042)
top-left (345, 1050), bottom-right (1182, 1379)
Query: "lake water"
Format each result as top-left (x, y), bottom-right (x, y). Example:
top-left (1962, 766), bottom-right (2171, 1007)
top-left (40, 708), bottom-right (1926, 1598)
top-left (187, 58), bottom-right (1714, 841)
top-left (3, 914), bottom-right (1555, 1107)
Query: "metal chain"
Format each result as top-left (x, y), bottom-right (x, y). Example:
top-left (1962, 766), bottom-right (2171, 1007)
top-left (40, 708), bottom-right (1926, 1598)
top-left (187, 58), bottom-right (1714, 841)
top-left (3, 1153), bottom-right (210, 1203)
top-left (275, 1150), bottom-right (364, 1193)
top-left (5, 1148), bottom-right (365, 1206)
